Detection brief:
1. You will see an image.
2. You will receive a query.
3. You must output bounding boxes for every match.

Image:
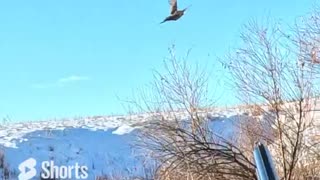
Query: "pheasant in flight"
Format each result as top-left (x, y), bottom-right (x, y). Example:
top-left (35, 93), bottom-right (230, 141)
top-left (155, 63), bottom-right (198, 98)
top-left (160, 0), bottom-right (190, 24)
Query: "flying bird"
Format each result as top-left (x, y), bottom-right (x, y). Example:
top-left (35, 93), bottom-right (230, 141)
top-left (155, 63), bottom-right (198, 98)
top-left (160, 0), bottom-right (190, 24)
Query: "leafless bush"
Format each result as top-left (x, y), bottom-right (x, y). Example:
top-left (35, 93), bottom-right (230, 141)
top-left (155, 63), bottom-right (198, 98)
top-left (138, 120), bottom-right (257, 180)
top-left (0, 150), bottom-right (11, 180)
top-left (131, 46), bottom-right (257, 180)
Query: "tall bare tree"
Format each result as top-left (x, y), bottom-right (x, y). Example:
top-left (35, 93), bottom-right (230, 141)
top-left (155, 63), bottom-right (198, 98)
top-left (225, 15), bottom-right (320, 179)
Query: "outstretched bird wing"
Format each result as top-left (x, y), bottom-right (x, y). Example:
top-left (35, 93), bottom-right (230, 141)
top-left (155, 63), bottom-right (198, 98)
top-left (169, 0), bottom-right (178, 15)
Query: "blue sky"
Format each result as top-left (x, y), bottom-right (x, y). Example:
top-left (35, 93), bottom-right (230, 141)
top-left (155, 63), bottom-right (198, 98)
top-left (0, 0), bottom-right (315, 121)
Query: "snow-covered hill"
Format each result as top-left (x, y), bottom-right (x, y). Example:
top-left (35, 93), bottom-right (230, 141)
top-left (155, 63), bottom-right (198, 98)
top-left (0, 109), bottom-right (245, 180)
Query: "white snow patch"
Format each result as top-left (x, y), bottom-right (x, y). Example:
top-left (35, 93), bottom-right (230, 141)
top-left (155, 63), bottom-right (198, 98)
top-left (112, 124), bottom-right (135, 135)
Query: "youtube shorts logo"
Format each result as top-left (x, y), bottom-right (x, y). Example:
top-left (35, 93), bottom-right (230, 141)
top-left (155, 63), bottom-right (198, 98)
top-left (18, 158), bottom-right (37, 180)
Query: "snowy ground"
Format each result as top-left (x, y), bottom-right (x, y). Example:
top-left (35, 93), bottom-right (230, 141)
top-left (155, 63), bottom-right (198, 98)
top-left (0, 109), bottom-right (245, 179)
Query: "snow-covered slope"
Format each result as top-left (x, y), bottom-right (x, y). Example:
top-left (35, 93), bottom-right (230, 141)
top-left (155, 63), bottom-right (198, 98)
top-left (0, 110), bottom-right (245, 179)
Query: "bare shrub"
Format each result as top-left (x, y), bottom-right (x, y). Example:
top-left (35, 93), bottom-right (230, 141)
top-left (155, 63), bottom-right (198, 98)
top-left (0, 150), bottom-right (11, 180)
top-left (131, 46), bottom-right (257, 180)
